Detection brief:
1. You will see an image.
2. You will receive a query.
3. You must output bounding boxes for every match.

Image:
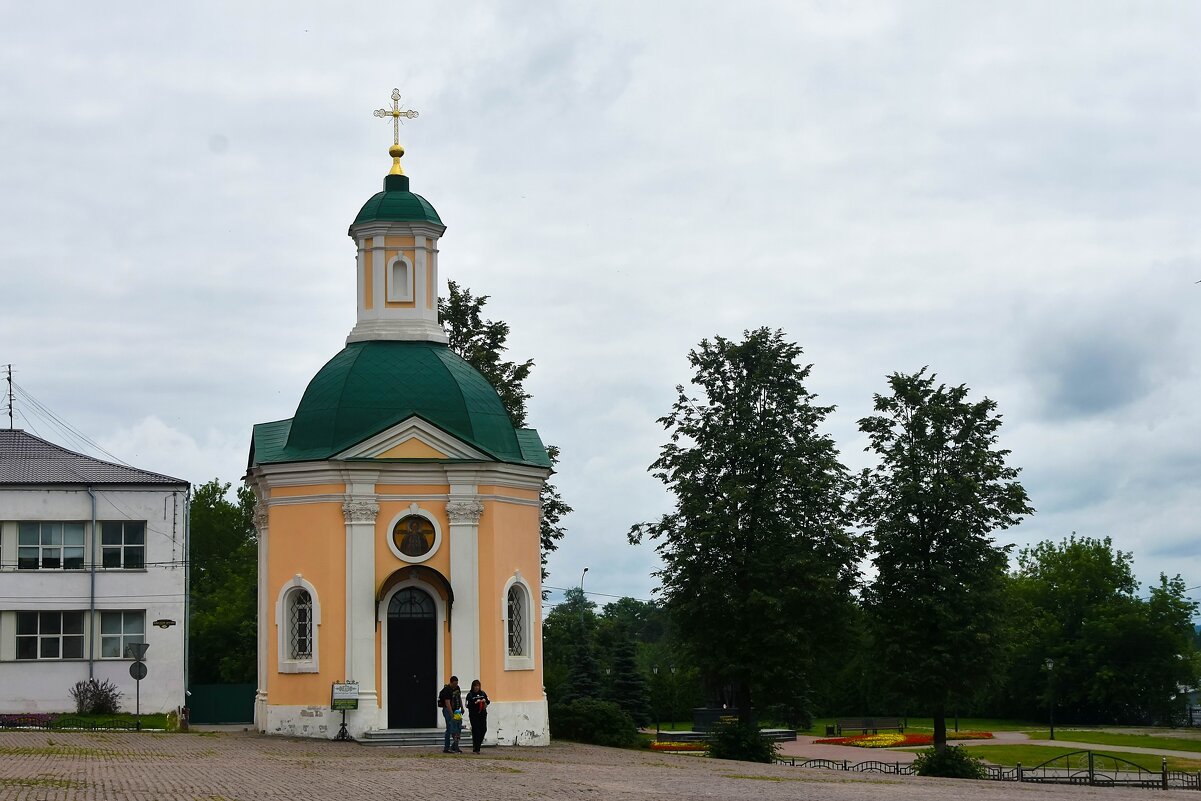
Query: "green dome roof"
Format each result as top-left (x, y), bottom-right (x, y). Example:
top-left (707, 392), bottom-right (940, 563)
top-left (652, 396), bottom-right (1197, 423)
top-left (250, 341), bottom-right (550, 468)
top-left (353, 174), bottom-right (443, 226)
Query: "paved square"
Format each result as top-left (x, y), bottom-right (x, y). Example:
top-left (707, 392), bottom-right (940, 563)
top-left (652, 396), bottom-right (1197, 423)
top-left (0, 730), bottom-right (1196, 800)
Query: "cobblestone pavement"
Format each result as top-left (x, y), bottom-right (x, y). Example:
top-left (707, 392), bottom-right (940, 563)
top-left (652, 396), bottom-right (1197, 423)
top-left (1, 730), bottom-right (1198, 801)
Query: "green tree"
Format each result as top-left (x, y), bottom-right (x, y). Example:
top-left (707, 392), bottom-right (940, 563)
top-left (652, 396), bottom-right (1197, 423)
top-left (542, 587), bottom-right (598, 705)
top-left (856, 369), bottom-right (1033, 750)
top-left (439, 281), bottom-right (570, 579)
top-left (629, 328), bottom-right (861, 727)
top-left (998, 535), bottom-right (1199, 724)
top-left (189, 479), bottom-right (257, 684)
top-left (602, 624), bottom-right (652, 726)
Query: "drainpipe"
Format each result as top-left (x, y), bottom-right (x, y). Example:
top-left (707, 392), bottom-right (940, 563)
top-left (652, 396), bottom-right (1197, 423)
top-left (183, 487), bottom-right (191, 706)
top-left (86, 486), bottom-right (97, 679)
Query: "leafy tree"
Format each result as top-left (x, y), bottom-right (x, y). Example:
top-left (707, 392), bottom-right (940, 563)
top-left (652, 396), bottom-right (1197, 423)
top-left (856, 369), bottom-right (1033, 750)
top-left (630, 328), bottom-right (861, 726)
top-left (996, 535), bottom-right (1200, 724)
top-left (189, 479), bottom-right (257, 684)
top-left (439, 281), bottom-right (570, 579)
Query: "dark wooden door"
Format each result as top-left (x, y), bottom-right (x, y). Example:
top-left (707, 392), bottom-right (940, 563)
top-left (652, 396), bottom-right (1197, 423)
top-left (387, 588), bottom-right (437, 728)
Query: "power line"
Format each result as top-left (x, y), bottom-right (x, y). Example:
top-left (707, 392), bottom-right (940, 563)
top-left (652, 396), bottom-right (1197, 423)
top-left (10, 381), bottom-right (132, 466)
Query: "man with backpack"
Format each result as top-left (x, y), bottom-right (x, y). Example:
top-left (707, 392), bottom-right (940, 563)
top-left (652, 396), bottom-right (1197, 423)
top-left (438, 676), bottom-right (463, 753)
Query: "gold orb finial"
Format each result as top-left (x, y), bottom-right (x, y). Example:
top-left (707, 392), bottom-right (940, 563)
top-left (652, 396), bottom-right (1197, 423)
top-left (374, 89), bottom-right (418, 176)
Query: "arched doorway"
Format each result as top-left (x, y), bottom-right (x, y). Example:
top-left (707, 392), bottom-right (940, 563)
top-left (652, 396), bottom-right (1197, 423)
top-left (387, 587), bottom-right (438, 728)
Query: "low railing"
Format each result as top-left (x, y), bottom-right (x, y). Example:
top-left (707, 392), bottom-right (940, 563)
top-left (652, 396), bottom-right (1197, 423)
top-left (776, 750), bottom-right (1201, 791)
top-left (0, 714), bottom-right (136, 731)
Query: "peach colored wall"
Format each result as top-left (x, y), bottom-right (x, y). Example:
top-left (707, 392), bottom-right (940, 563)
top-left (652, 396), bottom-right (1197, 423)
top-left (375, 500), bottom-right (450, 584)
top-left (363, 248), bottom-right (373, 310)
top-left (266, 500), bottom-right (347, 705)
top-left (375, 484), bottom-right (448, 496)
top-left (478, 499), bottom-right (543, 700)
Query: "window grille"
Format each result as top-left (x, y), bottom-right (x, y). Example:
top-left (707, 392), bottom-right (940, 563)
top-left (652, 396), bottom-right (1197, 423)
top-left (288, 589), bottom-right (313, 660)
top-left (100, 611), bottom-right (145, 658)
top-left (100, 521), bottom-right (146, 569)
top-left (15, 611), bottom-right (85, 660)
top-left (17, 522), bottom-right (86, 570)
top-left (507, 585), bottom-right (526, 657)
top-left (388, 587), bottom-right (435, 619)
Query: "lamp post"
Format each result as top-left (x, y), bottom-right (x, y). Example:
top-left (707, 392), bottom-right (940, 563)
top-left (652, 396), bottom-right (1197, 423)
top-left (652, 665), bottom-right (660, 736)
top-left (578, 567), bottom-right (589, 629)
top-left (669, 665), bottom-right (679, 733)
top-left (1044, 658), bottom-right (1056, 741)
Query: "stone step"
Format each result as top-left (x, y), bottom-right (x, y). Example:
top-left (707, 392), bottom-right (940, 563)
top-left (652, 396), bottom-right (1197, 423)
top-left (360, 728), bottom-right (447, 747)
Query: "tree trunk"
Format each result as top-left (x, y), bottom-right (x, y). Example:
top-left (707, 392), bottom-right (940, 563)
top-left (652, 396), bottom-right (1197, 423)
top-left (735, 680), bottom-right (754, 727)
top-left (933, 702), bottom-right (947, 752)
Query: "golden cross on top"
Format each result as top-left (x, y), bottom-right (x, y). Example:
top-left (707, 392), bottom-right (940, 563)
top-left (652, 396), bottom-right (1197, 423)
top-left (374, 89), bottom-right (418, 147)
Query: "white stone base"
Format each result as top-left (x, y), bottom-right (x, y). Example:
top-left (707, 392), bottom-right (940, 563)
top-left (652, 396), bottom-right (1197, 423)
top-left (486, 699), bottom-right (549, 746)
top-left (260, 704), bottom-right (337, 739)
top-left (256, 698), bottom-right (548, 744)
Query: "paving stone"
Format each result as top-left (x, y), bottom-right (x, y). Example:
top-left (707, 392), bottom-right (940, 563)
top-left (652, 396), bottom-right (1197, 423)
top-left (0, 730), bottom-right (1195, 800)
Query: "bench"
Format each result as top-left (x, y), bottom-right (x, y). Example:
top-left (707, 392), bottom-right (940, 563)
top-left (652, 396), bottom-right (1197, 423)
top-left (834, 717), bottom-right (905, 736)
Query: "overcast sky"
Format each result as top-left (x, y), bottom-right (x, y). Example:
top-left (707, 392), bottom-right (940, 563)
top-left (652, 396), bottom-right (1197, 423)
top-left (2, 1), bottom-right (1198, 617)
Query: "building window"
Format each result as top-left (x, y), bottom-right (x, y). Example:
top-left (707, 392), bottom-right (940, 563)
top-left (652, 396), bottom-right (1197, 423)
top-left (287, 589), bottom-right (313, 660)
top-left (100, 611), bottom-right (145, 658)
top-left (16, 611), bottom-right (85, 660)
top-left (507, 584), bottom-right (527, 657)
top-left (101, 522), bottom-right (145, 569)
top-left (275, 577), bottom-right (320, 673)
top-left (18, 522), bottom-right (85, 570)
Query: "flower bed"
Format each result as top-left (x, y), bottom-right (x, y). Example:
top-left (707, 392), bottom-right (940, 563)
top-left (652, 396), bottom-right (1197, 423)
top-left (814, 731), bottom-right (993, 748)
top-left (650, 741), bottom-right (708, 752)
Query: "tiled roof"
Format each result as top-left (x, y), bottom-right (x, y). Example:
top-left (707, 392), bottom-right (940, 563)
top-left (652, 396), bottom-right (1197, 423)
top-left (0, 429), bottom-right (187, 486)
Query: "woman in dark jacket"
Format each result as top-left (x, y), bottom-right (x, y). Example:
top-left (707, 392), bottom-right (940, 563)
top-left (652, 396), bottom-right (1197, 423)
top-left (465, 679), bottom-right (490, 753)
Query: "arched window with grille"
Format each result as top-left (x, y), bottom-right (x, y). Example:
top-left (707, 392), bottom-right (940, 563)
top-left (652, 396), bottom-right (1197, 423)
top-left (288, 589), bottom-right (313, 660)
top-left (275, 577), bottom-right (320, 673)
top-left (503, 576), bottom-right (534, 670)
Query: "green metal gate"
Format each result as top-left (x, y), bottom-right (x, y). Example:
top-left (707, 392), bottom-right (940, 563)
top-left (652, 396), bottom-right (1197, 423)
top-left (187, 684), bottom-right (255, 724)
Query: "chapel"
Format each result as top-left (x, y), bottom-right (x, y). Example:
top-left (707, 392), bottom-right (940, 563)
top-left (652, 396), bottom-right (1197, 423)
top-left (246, 95), bottom-right (551, 744)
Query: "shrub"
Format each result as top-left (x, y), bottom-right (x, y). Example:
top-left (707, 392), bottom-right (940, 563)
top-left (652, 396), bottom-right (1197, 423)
top-left (912, 745), bottom-right (987, 779)
top-left (707, 717), bottom-right (778, 763)
top-left (550, 699), bottom-right (640, 748)
top-left (69, 679), bottom-right (122, 715)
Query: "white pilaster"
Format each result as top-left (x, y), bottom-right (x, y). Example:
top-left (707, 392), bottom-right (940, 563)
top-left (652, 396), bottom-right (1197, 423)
top-left (254, 499), bottom-right (269, 729)
top-left (342, 484), bottom-right (379, 720)
top-left (446, 492), bottom-right (483, 686)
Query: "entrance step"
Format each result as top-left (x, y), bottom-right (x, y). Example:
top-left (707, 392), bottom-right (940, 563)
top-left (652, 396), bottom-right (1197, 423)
top-left (360, 728), bottom-right (450, 747)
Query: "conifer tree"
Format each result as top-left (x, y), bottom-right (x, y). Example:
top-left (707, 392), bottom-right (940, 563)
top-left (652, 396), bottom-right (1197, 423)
top-left (604, 624), bottom-right (651, 726)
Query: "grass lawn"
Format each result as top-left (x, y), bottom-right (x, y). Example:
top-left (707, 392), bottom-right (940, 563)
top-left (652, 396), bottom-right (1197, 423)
top-left (962, 744), bottom-right (1201, 773)
top-left (1023, 730), bottom-right (1201, 752)
top-left (903, 717), bottom-right (1042, 732)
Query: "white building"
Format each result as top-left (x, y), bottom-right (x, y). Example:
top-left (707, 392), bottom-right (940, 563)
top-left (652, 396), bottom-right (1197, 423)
top-left (0, 430), bottom-right (189, 715)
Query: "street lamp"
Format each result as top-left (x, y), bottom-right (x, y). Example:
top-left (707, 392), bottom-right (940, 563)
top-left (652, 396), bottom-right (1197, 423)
top-left (652, 665), bottom-right (660, 736)
top-left (578, 567), bottom-right (589, 629)
top-left (1044, 658), bottom-right (1056, 741)
top-left (669, 665), bottom-right (679, 733)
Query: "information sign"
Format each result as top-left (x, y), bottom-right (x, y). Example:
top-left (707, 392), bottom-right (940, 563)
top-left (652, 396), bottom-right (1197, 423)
top-left (331, 681), bottom-right (359, 711)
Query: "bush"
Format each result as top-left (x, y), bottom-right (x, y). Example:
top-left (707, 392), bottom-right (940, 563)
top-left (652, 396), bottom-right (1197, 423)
top-left (707, 717), bottom-right (779, 763)
top-left (912, 745), bottom-right (987, 779)
top-left (69, 679), bottom-right (122, 715)
top-left (550, 699), bottom-right (640, 748)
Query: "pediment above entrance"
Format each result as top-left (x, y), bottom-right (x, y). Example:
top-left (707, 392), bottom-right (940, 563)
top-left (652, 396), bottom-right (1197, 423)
top-left (334, 416), bottom-right (492, 462)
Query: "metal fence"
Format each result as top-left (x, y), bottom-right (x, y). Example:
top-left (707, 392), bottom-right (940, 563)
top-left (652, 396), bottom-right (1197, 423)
top-left (775, 750), bottom-right (1201, 791)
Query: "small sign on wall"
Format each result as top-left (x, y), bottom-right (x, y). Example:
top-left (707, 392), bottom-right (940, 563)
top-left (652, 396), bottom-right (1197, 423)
top-left (331, 681), bottom-right (360, 711)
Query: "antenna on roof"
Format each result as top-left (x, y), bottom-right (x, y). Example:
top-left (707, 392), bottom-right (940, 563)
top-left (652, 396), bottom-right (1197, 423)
top-left (4, 364), bottom-right (12, 430)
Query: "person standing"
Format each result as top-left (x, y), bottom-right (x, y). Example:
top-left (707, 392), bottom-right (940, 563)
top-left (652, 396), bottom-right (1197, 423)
top-left (465, 679), bottom-right (490, 753)
top-left (438, 676), bottom-right (463, 753)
